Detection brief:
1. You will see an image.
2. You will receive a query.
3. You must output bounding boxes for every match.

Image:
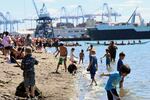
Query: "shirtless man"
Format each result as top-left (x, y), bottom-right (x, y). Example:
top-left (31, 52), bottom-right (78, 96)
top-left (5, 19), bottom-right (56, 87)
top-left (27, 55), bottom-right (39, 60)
top-left (56, 43), bottom-right (68, 73)
top-left (108, 41), bottom-right (118, 62)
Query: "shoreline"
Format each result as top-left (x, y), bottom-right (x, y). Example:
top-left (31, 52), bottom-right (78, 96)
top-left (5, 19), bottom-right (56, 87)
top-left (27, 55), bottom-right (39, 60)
top-left (0, 51), bottom-right (77, 100)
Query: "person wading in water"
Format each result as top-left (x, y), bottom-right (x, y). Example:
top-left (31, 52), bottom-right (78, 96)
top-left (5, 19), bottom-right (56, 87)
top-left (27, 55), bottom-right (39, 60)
top-left (108, 41), bottom-right (118, 62)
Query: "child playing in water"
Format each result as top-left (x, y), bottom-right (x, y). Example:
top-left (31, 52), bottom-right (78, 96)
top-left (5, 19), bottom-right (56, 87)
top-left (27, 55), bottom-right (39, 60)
top-left (87, 49), bottom-right (98, 86)
top-left (101, 64), bottom-right (131, 100)
top-left (101, 49), bottom-right (111, 70)
top-left (117, 52), bottom-right (125, 72)
top-left (117, 52), bottom-right (125, 88)
top-left (79, 49), bottom-right (84, 64)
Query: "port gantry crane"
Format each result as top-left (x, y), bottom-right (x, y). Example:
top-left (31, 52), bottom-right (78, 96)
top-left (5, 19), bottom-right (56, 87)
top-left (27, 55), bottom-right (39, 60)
top-left (102, 3), bottom-right (121, 23)
top-left (60, 5), bottom-right (85, 26)
top-left (31, 0), bottom-right (54, 38)
top-left (59, 3), bottom-right (121, 26)
top-left (0, 12), bottom-right (21, 33)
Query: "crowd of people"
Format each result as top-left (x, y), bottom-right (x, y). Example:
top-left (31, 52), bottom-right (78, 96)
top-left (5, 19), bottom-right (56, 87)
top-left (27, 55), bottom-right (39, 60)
top-left (0, 32), bottom-right (68, 99)
top-left (0, 31), bottom-right (131, 100)
top-left (86, 41), bottom-right (131, 100)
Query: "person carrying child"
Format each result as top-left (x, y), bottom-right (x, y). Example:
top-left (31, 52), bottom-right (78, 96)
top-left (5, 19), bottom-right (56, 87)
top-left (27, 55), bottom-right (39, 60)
top-left (101, 49), bottom-right (111, 70)
top-left (79, 49), bottom-right (84, 64)
top-left (21, 47), bottom-right (38, 99)
top-left (100, 64), bottom-right (131, 100)
top-left (87, 49), bottom-right (98, 86)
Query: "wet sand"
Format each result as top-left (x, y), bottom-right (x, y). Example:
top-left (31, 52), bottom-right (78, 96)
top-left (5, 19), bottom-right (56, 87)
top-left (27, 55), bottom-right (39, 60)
top-left (0, 51), bottom-right (76, 100)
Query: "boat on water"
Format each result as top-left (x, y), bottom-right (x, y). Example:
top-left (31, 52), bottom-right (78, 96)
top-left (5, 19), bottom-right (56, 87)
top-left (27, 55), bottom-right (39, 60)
top-left (87, 8), bottom-right (150, 40)
top-left (86, 41), bottom-right (150, 46)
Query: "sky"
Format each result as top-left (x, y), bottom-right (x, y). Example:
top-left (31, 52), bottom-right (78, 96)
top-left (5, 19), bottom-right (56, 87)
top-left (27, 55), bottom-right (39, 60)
top-left (0, 0), bottom-right (150, 29)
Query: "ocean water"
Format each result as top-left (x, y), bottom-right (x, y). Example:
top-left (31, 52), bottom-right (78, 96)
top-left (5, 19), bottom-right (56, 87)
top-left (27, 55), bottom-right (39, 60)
top-left (47, 40), bottom-right (150, 100)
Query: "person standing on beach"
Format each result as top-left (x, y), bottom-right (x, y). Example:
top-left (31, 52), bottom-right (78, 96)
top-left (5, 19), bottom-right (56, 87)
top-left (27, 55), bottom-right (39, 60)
top-left (25, 34), bottom-right (34, 51)
top-left (21, 47), bottom-right (38, 99)
top-left (79, 49), bottom-right (84, 64)
top-left (100, 64), bottom-right (131, 100)
top-left (53, 38), bottom-right (59, 57)
top-left (2, 31), bottom-right (13, 62)
top-left (108, 41), bottom-right (118, 62)
top-left (56, 43), bottom-right (68, 73)
top-left (117, 52), bottom-right (126, 88)
top-left (70, 48), bottom-right (78, 63)
top-left (87, 49), bottom-right (98, 86)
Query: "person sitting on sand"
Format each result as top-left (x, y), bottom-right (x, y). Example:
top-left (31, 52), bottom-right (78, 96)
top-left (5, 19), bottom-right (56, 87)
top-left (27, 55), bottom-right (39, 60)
top-left (10, 48), bottom-right (17, 63)
top-left (56, 43), bottom-right (68, 73)
top-left (79, 49), bottom-right (84, 64)
top-left (16, 47), bottom-right (25, 59)
top-left (87, 49), bottom-right (98, 86)
top-left (35, 38), bottom-right (43, 51)
top-left (21, 47), bottom-right (38, 99)
top-left (100, 64), bottom-right (131, 100)
top-left (10, 47), bottom-right (25, 63)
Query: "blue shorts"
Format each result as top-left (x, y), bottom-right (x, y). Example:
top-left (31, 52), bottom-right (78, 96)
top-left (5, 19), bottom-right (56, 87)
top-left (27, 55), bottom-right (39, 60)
top-left (106, 59), bottom-right (110, 65)
top-left (90, 70), bottom-right (96, 79)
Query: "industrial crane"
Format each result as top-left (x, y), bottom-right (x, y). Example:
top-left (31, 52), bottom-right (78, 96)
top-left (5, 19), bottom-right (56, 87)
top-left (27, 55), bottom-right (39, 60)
top-left (31, 0), bottom-right (54, 38)
top-left (59, 3), bottom-right (121, 25)
top-left (102, 3), bottom-right (111, 22)
top-left (32, 0), bottom-right (50, 18)
top-left (127, 7), bottom-right (144, 25)
top-left (0, 12), bottom-right (21, 32)
top-left (102, 3), bottom-right (121, 23)
top-left (32, 0), bottom-right (39, 18)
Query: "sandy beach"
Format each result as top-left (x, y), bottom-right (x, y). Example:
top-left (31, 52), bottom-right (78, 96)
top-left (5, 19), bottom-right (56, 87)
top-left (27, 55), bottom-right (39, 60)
top-left (0, 51), bottom-right (76, 100)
